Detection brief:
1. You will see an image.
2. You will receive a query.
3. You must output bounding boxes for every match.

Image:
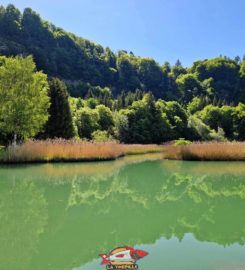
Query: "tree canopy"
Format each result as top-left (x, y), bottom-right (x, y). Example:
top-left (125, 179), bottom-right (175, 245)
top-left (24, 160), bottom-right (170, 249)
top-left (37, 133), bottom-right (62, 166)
top-left (0, 56), bottom-right (50, 142)
top-left (1, 4), bottom-right (245, 104)
top-left (0, 4), bottom-right (245, 145)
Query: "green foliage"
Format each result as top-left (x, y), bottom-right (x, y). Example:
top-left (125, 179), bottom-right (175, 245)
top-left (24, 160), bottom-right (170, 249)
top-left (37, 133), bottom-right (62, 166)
top-left (176, 74), bottom-right (203, 103)
top-left (219, 106), bottom-right (236, 139)
top-left (76, 108), bottom-right (99, 139)
top-left (113, 112), bottom-right (129, 142)
top-left (1, 4), bottom-right (245, 107)
top-left (175, 138), bottom-right (192, 146)
top-left (0, 55), bottom-right (50, 141)
top-left (95, 105), bottom-right (114, 131)
top-left (234, 103), bottom-right (245, 140)
top-left (91, 130), bottom-right (113, 142)
top-left (137, 58), bottom-right (167, 97)
top-left (42, 78), bottom-right (74, 139)
top-left (85, 98), bottom-right (99, 109)
top-left (193, 57), bottom-right (240, 102)
top-left (159, 101), bottom-right (189, 140)
top-left (199, 105), bottom-right (222, 131)
top-left (117, 52), bottom-right (140, 91)
top-left (187, 96), bottom-right (211, 114)
top-left (188, 116), bottom-right (211, 140)
top-left (199, 105), bottom-right (236, 139)
top-left (118, 93), bottom-right (172, 143)
top-left (188, 115), bottom-right (225, 141)
top-left (115, 89), bottom-right (144, 109)
top-left (1, 5), bottom-right (245, 144)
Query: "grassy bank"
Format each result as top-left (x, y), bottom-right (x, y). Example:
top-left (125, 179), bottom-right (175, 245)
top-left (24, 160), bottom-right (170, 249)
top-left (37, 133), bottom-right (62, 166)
top-left (163, 142), bottom-right (245, 161)
top-left (0, 139), bottom-right (163, 164)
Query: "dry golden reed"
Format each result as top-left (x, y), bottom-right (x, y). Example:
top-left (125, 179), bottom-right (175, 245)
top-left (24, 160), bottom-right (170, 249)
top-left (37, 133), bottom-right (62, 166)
top-left (2, 139), bottom-right (163, 163)
top-left (163, 142), bottom-right (245, 161)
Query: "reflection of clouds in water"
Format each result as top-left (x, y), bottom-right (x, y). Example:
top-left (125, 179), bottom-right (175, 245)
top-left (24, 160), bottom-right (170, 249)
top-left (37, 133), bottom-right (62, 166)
top-left (75, 235), bottom-right (245, 270)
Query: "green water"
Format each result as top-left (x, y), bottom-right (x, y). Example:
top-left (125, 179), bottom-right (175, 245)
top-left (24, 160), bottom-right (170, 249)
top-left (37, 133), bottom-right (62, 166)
top-left (1, 154), bottom-right (245, 270)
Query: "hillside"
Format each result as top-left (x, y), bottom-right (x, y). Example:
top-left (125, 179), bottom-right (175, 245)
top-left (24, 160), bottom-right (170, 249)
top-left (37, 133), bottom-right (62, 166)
top-left (0, 4), bottom-right (245, 104)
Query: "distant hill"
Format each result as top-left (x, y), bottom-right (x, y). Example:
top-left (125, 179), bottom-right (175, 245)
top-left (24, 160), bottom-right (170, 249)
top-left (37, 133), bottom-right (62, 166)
top-left (0, 4), bottom-right (170, 98)
top-left (0, 4), bottom-right (245, 103)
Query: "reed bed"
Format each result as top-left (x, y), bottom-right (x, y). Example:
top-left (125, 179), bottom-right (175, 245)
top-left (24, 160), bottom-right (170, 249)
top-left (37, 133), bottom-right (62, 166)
top-left (0, 139), bottom-right (163, 163)
top-left (163, 142), bottom-right (245, 161)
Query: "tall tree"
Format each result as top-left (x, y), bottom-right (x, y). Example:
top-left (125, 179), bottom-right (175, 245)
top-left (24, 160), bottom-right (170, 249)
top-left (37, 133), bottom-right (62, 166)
top-left (0, 56), bottom-right (50, 144)
top-left (43, 78), bottom-right (74, 139)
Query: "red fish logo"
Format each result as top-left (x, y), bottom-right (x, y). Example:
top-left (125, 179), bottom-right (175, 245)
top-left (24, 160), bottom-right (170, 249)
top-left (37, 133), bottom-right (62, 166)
top-left (99, 246), bottom-right (148, 269)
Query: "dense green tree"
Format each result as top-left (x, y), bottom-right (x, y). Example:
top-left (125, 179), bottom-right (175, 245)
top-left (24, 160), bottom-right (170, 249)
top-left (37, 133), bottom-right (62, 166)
top-left (176, 74), bottom-right (203, 103)
top-left (76, 108), bottom-right (99, 139)
top-left (199, 104), bottom-right (236, 139)
top-left (85, 98), bottom-right (99, 109)
top-left (117, 52), bottom-right (140, 91)
top-left (219, 106), bottom-right (236, 139)
top-left (239, 61), bottom-right (245, 102)
top-left (188, 116), bottom-right (214, 141)
top-left (96, 105), bottom-right (114, 131)
top-left (119, 93), bottom-right (172, 143)
top-left (116, 90), bottom-right (144, 109)
top-left (193, 57), bottom-right (240, 102)
top-left (113, 112), bottom-right (129, 142)
top-left (158, 101), bottom-right (189, 139)
top-left (199, 105), bottom-right (222, 131)
top-left (0, 56), bottom-right (50, 144)
top-left (137, 58), bottom-right (166, 98)
top-left (43, 78), bottom-right (74, 139)
top-left (171, 61), bottom-right (187, 79)
top-left (91, 130), bottom-right (113, 142)
top-left (187, 97), bottom-right (208, 114)
top-left (0, 4), bottom-right (21, 38)
top-left (234, 103), bottom-right (245, 140)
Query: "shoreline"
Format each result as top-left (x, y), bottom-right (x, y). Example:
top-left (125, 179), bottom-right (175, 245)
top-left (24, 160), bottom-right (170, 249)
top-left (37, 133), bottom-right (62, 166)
top-left (1, 141), bottom-right (245, 164)
top-left (0, 140), bottom-right (163, 165)
top-left (163, 142), bottom-right (245, 161)
top-left (0, 152), bottom-right (164, 165)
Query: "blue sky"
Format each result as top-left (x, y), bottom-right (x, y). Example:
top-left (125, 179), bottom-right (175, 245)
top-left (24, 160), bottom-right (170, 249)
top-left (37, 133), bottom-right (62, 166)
top-left (1, 0), bottom-right (245, 66)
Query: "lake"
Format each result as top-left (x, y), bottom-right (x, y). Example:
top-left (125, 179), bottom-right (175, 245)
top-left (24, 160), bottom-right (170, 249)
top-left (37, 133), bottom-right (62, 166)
top-left (1, 154), bottom-right (245, 270)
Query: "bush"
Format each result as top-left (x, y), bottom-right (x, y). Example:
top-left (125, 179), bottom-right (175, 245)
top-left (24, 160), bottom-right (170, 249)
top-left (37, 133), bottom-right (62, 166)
top-left (92, 130), bottom-right (114, 142)
top-left (175, 138), bottom-right (192, 146)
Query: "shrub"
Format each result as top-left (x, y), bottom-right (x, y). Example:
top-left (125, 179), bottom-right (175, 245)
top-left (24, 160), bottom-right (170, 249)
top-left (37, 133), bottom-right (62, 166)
top-left (175, 138), bottom-right (192, 146)
top-left (92, 130), bottom-right (114, 142)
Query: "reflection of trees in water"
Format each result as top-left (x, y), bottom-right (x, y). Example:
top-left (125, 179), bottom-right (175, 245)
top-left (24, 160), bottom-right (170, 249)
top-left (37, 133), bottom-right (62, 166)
top-left (1, 160), bottom-right (245, 270)
top-left (0, 179), bottom-right (48, 270)
top-left (68, 174), bottom-right (148, 208)
top-left (34, 161), bottom-right (245, 269)
top-left (0, 153), bottom-right (162, 184)
top-left (159, 172), bottom-right (245, 246)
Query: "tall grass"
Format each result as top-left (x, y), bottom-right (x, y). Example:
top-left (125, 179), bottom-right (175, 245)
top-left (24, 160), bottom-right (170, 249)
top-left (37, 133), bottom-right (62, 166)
top-left (163, 142), bottom-right (245, 161)
top-left (0, 139), bottom-right (163, 163)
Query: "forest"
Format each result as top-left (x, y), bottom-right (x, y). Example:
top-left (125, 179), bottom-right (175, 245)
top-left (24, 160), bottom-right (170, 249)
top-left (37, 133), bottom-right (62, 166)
top-left (0, 4), bottom-right (245, 145)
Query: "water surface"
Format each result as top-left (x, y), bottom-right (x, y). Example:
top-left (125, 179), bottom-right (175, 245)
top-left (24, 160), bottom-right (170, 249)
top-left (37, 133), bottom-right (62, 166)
top-left (1, 154), bottom-right (245, 270)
